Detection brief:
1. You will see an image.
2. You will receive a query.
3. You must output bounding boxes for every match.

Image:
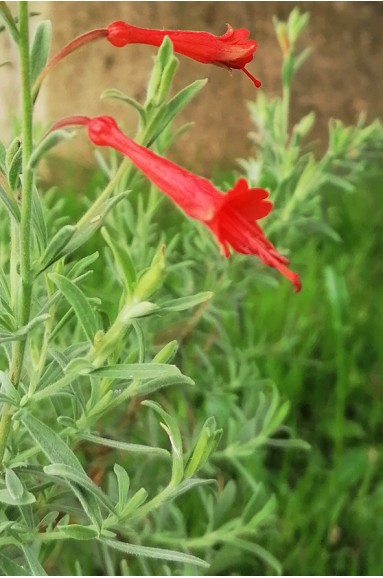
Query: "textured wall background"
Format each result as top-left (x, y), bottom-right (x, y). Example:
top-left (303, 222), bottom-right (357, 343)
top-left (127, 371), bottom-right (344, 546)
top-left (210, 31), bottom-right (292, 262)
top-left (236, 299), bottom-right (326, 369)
top-left (1, 2), bottom-right (382, 173)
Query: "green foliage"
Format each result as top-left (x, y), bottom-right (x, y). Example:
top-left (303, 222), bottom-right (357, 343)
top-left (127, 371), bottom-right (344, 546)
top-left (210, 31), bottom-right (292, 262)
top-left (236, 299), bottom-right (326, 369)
top-left (30, 20), bottom-right (52, 85)
top-left (0, 15), bottom-right (286, 571)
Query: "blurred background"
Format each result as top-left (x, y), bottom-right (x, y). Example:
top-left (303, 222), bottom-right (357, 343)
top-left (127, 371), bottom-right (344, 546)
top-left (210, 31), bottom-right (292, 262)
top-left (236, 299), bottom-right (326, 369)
top-left (1, 2), bottom-right (383, 171)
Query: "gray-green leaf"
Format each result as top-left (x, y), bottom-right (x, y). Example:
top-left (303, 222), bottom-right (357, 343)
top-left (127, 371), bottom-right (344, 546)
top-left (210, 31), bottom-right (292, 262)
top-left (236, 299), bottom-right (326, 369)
top-left (161, 291), bottom-right (213, 312)
top-left (49, 273), bottom-right (99, 343)
top-left (30, 20), bottom-right (52, 85)
top-left (20, 412), bottom-right (84, 471)
top-left (5, 469), bottom-right (24, 500)
top-left (100, 538), bottom-right (209, 568)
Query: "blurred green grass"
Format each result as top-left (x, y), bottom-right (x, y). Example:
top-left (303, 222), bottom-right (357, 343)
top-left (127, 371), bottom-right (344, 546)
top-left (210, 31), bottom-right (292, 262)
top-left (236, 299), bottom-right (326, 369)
top-left (257, 169), bottom-right (383, 575)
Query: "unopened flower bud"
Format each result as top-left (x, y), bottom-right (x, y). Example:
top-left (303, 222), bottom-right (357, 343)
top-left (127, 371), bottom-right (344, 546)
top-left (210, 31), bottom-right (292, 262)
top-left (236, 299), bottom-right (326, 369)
top-left (135, 244), bottom-right (166, 301)
top-left (275, 22), bottom-right (290, 56)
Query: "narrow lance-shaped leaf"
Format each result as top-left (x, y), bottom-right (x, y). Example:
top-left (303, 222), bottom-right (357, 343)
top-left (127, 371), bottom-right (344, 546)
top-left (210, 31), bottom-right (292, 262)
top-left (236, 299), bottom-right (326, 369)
top-left (49, 272), bottom-right (99, 344)
top-left (77, 433), bottom-right (170, 465)
top-left (89, 363), bottom-right (183, 380)
top-left (146, 78), bottom-right (208, 147)
top-left (64, 192), bottom-right (128, 256)
top-left (30, 129), bottom-right (73, 169)
top-left (143, 401), bottom-right (184, 484)
top-left (101, 88), bottom-right (146, 122)
top-left (118, 487), bottom-right (148, 520)
top-left (126, 373), bottom-right (194, 398)
top-left (165, 477), bottom-right (216, 502)
top-left (57, 524), bottom-right (98, 541)
top-left (5, 468), bottom-right (24, 500)
top-left (100, 538), bottom-right (209, 568)
top-left (185, 417), bottom-right (222, 477)
top-left (0, 371), bottom-right (20, 405)
top-left (101, 227), bottom-right (136, 296)
top-left (152, 340), bottom-right (178, 364)
top-left (20, 412), bottom-right (84, 471)
top-left (0, 180), bottom-right (20, 221)
top-left (230, 538), bottom-right (282, 576)
top-left (66, 483), bottom-right (103, 530)
top-left (156, 50), bottom-right (179, 102)
top-left (114, 463), bottom-right (130, 510)
top-left (30, 20), bottom-right (52, 85)
top-left (67, 251), bottom-right (99, 280)
top-left (38, 225), bottom-right (76, 272)
top-left (0, 2), bottom-right (20, 43)
top-left (7, 142), bottom-right (22, 191)
top-left (0, 313), bottom-right (50, 344)
top-left (0, 554), bottom-right (32, 576)
top-left (44, 463), bottom-right (115, 513)
top-left (0, 487), bottom-right (36, 506)
top-left (132, 321), bottom-right (145, 363)
top-left (19, 544), bottom-right (48, 577)
top-left (146, 36), bottom-right (175, 106)
top-left (160, 291), bottom-right (213, 312)
top-left (32, 184), bottom-right (48, 252)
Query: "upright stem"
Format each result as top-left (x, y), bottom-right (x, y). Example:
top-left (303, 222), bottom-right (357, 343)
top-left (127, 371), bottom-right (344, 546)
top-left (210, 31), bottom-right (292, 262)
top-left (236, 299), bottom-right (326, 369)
top-left (282, 83), bottom-right (290, 142)
top-left (0, 1), bottom-right (34, 466)
top-left (19, 1), bottom-right (34, 332)
top-left (10, 1), bottom-right (33, 383)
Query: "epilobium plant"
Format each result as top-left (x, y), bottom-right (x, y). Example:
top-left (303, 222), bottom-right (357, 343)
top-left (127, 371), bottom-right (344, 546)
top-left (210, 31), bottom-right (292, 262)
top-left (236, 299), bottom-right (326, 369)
top-left (0, 3), bottom-right (302, 575)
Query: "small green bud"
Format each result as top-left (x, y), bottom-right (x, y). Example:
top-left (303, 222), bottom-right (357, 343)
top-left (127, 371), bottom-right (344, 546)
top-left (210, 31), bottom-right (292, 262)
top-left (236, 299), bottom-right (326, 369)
top-left (292, 111), bottom-right (316, 141)
top-left (185, 417), bottom-right (222, 477)
top-left (152, 340), bottom-right (178, 364)
top-left (94, 329), bottom-right (105, 348)
top-left (135, 244), bottom-right (166, 301)
top-left (274, 20), bottom-right (290, 56)
top-left (91, 301), bottom-right (158, 367)
top-left (146, 36), bottom-right (180, 107)
top-left (157, 55), bottom-right (179, 102)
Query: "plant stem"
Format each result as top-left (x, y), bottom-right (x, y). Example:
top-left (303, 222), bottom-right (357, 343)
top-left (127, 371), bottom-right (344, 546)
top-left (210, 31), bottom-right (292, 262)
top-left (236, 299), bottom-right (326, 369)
top-left (282, 83), bottom-right (290, 143)
top-left (18, 1), bottom-right (34, 332)
top-left (0, 1), bottom-right (34, 466)
top-left (28, 277), bottom-right (55, 396)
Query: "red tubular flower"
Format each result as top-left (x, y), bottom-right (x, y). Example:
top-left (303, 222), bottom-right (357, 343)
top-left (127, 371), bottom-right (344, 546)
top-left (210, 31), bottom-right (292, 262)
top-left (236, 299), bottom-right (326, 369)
top-left (52, 115), bottom-right (300, 291)
top-left (106, 22), bottom-right (261, 88)
top-left (33, 22), bottom-right (260, 97)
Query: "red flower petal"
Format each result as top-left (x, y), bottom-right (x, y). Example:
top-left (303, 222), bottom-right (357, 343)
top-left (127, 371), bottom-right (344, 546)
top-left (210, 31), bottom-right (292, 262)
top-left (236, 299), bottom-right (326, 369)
top-left (52, 115), bottom-right (300, 291)
top-left (106, 21), bottom-right (261, 87)
top-left (223, 179), bottom-right (272, 221)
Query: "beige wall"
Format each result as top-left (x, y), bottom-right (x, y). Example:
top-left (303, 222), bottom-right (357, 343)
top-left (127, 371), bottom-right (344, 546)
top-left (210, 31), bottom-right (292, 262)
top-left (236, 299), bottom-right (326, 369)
top-left (1, 2), bottom-right (383, 173)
